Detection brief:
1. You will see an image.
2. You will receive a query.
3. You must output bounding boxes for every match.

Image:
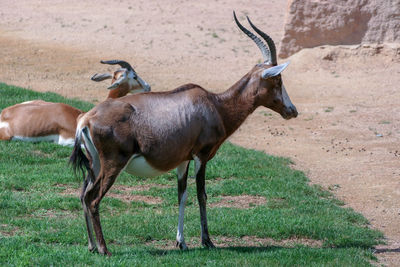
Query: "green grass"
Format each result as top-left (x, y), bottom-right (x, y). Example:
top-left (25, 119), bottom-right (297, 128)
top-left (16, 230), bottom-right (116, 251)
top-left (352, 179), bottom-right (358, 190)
top-left (0, 82), bottom-right (383, 266)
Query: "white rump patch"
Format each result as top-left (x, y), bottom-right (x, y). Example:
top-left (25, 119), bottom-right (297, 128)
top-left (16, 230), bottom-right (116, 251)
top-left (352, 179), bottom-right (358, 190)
top-left (80, 126), bottom-right (101, 178)
top-left (124, 155), bottom-right (165, 178)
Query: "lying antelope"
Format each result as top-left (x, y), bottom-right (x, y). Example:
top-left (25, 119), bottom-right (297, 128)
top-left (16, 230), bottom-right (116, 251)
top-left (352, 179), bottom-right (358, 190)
top-left (70, 12), bottom-right (298, 256)
top-left (0, 60), bottom-right (150, 146)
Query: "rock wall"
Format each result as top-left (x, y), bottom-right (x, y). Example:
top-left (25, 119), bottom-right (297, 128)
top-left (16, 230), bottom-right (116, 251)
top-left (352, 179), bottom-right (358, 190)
top-left (279, 0), bottom-right (400, 58)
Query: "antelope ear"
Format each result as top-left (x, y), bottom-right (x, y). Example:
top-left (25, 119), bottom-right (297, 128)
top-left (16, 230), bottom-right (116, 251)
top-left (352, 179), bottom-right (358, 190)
top-left (107, 76), bottom-right (124, 90)
top-left (261, 62), bottom-right (289, 79)
top-left (91, 73), bottom-right (113, 82)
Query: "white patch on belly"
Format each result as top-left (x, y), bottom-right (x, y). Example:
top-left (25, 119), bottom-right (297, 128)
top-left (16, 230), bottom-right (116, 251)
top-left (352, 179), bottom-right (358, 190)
top-left (124, 154), bottom-right (165, 178)
top-left (11, 134), bottom-right (74, 146)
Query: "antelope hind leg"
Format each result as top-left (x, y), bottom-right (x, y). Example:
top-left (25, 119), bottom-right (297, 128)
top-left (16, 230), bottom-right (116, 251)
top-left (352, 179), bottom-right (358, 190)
top-left (80, 177), bottom-right (96, 252)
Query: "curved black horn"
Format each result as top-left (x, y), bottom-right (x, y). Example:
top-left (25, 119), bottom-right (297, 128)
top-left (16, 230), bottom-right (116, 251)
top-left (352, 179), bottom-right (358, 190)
top-left (100, 60), bottom-right (134, 71)
top-left (233, 11), bottom-right (270, 63)
top-left (246, 17), bottom-right (277, 65)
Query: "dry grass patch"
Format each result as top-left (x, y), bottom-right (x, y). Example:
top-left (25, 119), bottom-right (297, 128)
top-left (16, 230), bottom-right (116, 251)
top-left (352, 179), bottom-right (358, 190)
top-left (109, 184), bottom-right (167, 204)
top-left (59, 187), bottom-right (79, 197)
top-left (59, 184), bottom-right (165, 205)
top-left (209, 195), bottom-right (266, 208)
top-left (214, 236), bottom-right (323, 248)
top-left (0, 224), bottom-right (19, 237)
top-left (112, 184), bottom-right (170, 192)
top-left (30, 209), bottom-right (77, 219)
top-left (107, 192), bottom-right (162, 204)
top-left (31, 150), bottom-right (52, 157)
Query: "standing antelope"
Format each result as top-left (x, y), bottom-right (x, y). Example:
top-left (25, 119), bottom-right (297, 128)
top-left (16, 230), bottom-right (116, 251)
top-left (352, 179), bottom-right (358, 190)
top-left (0, 60), bottom-right (150, 146)
top-left (70, 12), bottom-right (298, 256)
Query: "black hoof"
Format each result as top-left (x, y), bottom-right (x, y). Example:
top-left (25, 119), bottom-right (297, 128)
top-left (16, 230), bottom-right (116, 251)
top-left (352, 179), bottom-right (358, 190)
top-left (176, 241), bottom-right (188, 250)
top-left (202, 239), bottom-right (215, 248)
top-left (99, 249), bottom-right (112, 257)
top-left (88, 245), bottom-right (97, 253)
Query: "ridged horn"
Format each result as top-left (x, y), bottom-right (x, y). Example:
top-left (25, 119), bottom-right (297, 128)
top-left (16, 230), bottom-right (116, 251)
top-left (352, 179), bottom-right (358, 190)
top-left (233, 11), bottom-right (270, 63)
top-left (246, 16), bottom-right (277, 65)
top-left (100, 60), bottom-right (135, 72)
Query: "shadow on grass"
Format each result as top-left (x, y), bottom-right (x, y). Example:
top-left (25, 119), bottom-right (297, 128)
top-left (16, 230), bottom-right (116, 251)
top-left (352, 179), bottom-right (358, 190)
top-left (111, 243), bottom-right (385, 257)
top-left (132, 245), bottom-right (312, 257)
top-left (374, 247), bottom-right (400, 254)
top-left (100, 246), bottom-right (284, 258)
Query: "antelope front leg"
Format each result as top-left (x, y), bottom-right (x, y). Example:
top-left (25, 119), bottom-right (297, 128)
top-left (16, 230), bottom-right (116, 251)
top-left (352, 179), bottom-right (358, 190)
top-left (176, 161), bottom-right (190, 250)
top-left (194, 156), bottom-right (215, 248)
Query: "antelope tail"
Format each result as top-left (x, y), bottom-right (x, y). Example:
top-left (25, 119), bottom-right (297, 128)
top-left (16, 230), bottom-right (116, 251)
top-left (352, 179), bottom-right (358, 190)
top-left (69, 127), bottom-right (91, 180)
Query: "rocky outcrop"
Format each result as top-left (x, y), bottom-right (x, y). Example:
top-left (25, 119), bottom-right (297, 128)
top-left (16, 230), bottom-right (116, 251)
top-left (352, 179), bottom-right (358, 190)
top-left (279, 0), bottom-right (400, 58)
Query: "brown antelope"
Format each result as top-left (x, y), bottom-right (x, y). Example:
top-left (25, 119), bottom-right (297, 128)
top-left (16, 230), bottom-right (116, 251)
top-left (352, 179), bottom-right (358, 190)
top-left (0, 60), bottom-right (150, 146)
top-left (70, 12), bottom-right (298, 256)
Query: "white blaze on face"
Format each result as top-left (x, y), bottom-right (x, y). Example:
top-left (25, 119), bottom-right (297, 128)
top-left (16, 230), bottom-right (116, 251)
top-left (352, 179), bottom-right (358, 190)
top-left (127, 71), bottom-right (137, 88)
top-left (126, 70), bottom-right (151, 94)
top-left (281, 85), bottom-right (294, 109)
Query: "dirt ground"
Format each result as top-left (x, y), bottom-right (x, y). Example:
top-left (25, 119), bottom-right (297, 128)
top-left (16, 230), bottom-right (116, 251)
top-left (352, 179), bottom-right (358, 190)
top-left (0, 0), bottom-right (399, 265)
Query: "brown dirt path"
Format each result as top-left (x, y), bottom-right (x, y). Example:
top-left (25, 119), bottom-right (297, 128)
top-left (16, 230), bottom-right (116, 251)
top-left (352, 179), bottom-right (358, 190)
top-left (0, 1), bottom-right (399, 265)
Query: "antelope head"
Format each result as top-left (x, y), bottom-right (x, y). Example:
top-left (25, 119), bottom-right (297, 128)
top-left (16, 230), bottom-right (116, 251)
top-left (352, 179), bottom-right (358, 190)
top-left (234, 12), bottom-right (298, 120)
top-left (91, 60), bottom-right (151, 95)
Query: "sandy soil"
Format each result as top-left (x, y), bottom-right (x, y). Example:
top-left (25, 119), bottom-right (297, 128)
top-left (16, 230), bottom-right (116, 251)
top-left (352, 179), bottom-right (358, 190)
top-left (0, 0), bottom-right (399, 265)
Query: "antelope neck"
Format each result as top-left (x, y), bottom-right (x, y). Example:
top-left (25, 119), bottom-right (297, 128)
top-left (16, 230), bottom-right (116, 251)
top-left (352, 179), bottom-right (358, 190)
top-left (107, 84), bottom-right (129, 99)
top-left (215, 75), bottom-right (258, 137)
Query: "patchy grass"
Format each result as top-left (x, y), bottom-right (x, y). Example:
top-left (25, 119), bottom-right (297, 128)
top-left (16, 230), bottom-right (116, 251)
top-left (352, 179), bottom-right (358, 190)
top-left (0, 83), bottom-right (383, 266)
top-left (208, 195), bottom-right (266, 208)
